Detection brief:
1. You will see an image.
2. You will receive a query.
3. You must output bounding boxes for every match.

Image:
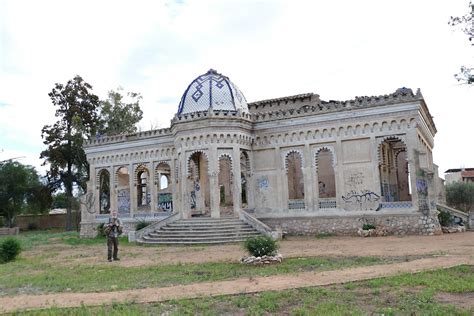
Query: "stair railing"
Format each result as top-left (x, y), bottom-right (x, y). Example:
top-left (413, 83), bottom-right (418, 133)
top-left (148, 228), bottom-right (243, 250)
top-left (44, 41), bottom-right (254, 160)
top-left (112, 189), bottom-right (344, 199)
top-left (239, 210), bottom-right (282, 239)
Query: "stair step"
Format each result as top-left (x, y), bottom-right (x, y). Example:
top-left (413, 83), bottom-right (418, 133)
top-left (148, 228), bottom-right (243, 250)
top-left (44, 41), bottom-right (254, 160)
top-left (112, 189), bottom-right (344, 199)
top-left (139, 217), bottom-right (261, 245)
top-left (143, 234), bottom-right (256, 242)
top-left (152, 228), bottom-right (257, 235)
top-left (148, 232), bottom-right (260, 238)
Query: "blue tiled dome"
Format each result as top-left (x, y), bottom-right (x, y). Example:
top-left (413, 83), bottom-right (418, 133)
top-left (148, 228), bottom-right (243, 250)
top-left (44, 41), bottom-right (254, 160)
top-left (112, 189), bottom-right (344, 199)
top-left (177, 69), bottom-right (248, 115)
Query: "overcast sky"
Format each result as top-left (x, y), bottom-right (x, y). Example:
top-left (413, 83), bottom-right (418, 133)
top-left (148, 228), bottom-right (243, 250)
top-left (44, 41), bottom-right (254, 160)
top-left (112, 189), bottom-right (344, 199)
top-left (0, 0), bottom-right (472, 178)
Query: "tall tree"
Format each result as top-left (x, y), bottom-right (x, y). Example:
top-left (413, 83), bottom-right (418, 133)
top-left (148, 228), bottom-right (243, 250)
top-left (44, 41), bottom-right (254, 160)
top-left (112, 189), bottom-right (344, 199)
top-left (98, 87), bottom-right (143, 136)
top-left (449, 2), bottom-right (474, 84)
top-left (0, 161), bottom-right (51, 227)
top-left (40, 75), bottom-right (100, 230)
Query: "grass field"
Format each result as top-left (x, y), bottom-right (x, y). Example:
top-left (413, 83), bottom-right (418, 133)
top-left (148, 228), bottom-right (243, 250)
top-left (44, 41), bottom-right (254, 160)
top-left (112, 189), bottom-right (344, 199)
top-left (12, 265), bottom-right (474, 315)
top-left (1, 231), bottom-right (473, 315)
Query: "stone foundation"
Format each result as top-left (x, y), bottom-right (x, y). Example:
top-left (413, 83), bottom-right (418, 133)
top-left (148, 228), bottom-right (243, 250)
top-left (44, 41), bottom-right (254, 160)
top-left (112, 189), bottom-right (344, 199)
top-left (260, 213), bottom-right (442, 236)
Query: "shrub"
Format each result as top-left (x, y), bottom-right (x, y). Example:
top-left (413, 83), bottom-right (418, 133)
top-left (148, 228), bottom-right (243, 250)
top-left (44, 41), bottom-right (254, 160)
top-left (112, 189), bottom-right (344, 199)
top-left (244, 235), bottom-right (278, 257)
top-left (438, 210), bottom-right (453, 227)
top-left (27, 222), bottom-right (38, 231)
top-left (135, 220), bottom-right (151, 231)
top-left (97, 223), bottom-right (106, 237)
top-left (363, 224), bottom-right (376, 230)
top-left (0, 238), bottom-right (22, 263)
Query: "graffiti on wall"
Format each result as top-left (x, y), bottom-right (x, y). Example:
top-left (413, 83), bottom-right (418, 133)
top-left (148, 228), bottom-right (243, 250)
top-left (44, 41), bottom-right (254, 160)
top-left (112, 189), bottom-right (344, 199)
top-left (416, 178), bottom-right (430, 215)
top-left (117, 189), bottom-right (130, 214)
top-left (342, 190), bottom-right (381, 211)
top-left (257, 176), bottom-right (269, 191)
top-left (158, 193), bottom-right (173, 212)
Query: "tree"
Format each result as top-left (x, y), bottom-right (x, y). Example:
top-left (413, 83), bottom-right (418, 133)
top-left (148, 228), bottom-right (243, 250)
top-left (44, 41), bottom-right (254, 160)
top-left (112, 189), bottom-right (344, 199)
top-left (0, 161), bottom-right (51, 227)
top-left (449, 2), bottom-right (474, 84)
top-left (51, 192), bottom-right (80, 210)
top-left (40, 75), bottom-right (100, 231)
top-left (446, 181), bottom-right (474, 212)
top-left (98, 88), bottom-right (143, 136)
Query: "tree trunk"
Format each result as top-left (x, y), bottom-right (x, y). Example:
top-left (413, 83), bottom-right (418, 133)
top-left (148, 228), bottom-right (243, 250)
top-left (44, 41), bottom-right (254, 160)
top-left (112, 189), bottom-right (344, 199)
top-left (66, 161), bottom-right (73, 231)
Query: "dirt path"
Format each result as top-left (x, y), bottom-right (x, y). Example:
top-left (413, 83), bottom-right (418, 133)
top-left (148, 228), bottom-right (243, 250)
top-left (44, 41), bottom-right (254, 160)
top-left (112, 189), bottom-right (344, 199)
top-left (1, 255), bottom-right (472, 313)
top-left (30, 232), bottom-right (474, 268)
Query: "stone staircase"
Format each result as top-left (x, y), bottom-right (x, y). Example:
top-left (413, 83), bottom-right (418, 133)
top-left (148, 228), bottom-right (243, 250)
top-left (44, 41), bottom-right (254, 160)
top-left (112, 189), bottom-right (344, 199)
top-left (138, 217), bottom-right (262, 245)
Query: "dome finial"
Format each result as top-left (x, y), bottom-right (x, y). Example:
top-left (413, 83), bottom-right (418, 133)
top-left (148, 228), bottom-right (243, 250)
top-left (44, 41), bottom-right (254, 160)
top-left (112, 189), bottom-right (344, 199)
top-left (207, 68), bottom-right (218, 75)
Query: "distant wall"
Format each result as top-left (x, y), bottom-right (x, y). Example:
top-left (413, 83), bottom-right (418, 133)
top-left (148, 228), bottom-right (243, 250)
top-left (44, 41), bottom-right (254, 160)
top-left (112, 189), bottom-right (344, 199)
top-left (15, 212), bottom-right (80, 231)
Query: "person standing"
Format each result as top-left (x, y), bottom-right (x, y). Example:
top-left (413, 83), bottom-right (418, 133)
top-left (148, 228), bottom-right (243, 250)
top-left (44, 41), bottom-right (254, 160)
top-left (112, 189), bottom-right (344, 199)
top-left (104, 211), bottom-right (122, 262)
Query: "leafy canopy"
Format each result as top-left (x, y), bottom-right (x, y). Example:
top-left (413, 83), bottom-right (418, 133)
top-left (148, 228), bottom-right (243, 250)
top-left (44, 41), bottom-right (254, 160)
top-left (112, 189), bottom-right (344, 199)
top-left (449, 2), bottom-right (474, 84)
top-left (0, 161), bottom-right (51, 227)
top-left (98, 88), bottom-right (143, 136)
top-left (446, 181), bottom-right (474, 212)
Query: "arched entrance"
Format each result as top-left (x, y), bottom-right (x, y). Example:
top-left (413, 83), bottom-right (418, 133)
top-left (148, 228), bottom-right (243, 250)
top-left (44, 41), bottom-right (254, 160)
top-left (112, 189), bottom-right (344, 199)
top-left (378, 138), bottom-right (411, 202)
top-left (286, 151), bottom-right (305, 209)
top-left (188, 152), bottom-right (210, 216)
top-left (98, 169), bottom-right (110, 214)
top-left (218, 155), bottom-right (233, 217)
top-left (116, 166), bottom-right (130, 215)
top-left (156, 162), bottom-right (173, 212)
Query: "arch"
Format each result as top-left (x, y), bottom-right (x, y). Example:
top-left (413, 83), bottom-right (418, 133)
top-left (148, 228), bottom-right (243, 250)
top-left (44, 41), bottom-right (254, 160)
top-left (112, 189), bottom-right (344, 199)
top-left (98, 169), bottom-right (110, 214)
top-left (136, 167), bottom-right (150, 208)
top-left (283, 150), bottom-right (304, 173)
top-left (116, 166), bottom-right (130, 214)
top-left (315, 148), bottom-right (336, 198)
top-left (188, 151), bottom-right (210, 215)
top-left (377, 137), bottom-right (411, 202)
top-left (285, 151), bottom-right (304, 202)
top-left (155, 161), bottom-right (173, 212)
top-left (218, 154), bottom-right (233, 214)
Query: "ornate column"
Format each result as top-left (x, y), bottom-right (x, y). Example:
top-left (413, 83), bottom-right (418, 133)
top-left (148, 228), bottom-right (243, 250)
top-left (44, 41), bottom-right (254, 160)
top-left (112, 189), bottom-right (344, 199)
top-left (209, 145), bottom-right (220, 218)
top-left (179, 152), bottom-right (189, 219)
top-left (335, 140), bottom-right (344, 209)
top-left (129, 163), bottom-right (136, 218)
top-left (92, 166), bottom-right (100, 215)
top-left (232, 147), bottom-right (242, 216)
top-left (109, 166), bottom-right (117, 212)
top-left (150, 162), bottom-right (157, 213)
top-left (275, 147), bottom-right (286, 211)
top-left (246, 150), bottom-right (255, 210)
top-left (303, 143), bottom-right (314, 211)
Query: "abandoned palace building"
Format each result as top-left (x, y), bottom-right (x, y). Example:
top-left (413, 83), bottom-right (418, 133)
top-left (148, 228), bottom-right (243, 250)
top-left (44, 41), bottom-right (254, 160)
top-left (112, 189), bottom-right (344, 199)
top-left (80, 69), bottom-right (443, 242)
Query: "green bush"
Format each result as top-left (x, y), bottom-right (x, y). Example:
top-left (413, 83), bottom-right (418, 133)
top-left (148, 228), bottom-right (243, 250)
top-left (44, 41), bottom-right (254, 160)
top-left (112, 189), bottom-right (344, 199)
top-left (135, 220), bottom-right (151, 231)
top-left (244, 235), bottom-right (278, 257)
top-left (438, 210), bottom-right (453, 227)
top-left (362, 224), bottom-right (376, 230)
top-left (0, 237), bottom-right (22, 263)
top-left (97, 223), bottom-right (106, 237)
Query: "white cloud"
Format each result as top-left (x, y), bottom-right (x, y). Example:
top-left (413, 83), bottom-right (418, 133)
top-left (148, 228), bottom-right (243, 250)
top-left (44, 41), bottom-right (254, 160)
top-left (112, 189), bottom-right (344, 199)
top-left (0, 0), bottom-right (473, 176)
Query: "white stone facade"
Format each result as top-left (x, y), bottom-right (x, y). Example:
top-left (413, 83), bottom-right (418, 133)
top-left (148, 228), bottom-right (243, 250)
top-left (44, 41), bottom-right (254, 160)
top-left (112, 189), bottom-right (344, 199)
top-left (80, 69), bottom-right (442, 237)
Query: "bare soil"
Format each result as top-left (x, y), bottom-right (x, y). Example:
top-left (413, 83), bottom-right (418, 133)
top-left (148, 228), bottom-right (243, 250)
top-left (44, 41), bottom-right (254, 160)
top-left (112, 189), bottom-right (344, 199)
top-left (1, 255), bottom-right (472, 313)
top-left (25, 232), bottom-right (474, 268)
top-left (4, 232), bottom-right (473, 312)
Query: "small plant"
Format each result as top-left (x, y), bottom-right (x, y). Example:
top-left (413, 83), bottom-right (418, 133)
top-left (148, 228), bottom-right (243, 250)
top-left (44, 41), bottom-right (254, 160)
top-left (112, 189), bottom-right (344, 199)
top-left (97, 223), bottom-right (106, 237)
top-left (244, 235), bottom-right (279, 257)
top-left (362, 223), bottom-right (376, 230)
top-left (135, 220), bottom-right (151, 231)
top-left (438, 209), bottom-right (453, 227)
top-left (0, 237), bottom-right (22, 263)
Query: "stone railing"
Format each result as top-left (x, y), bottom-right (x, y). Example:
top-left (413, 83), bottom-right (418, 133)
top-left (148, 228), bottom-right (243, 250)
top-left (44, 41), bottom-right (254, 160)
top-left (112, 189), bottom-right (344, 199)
top-left (288, 199), bottom-right (305, 210)
top-left (133, 212), bottom-right (180, 242)
top-left (250, 89), bottom-right (423, 123)
top-left (319, 198), bottom-right (337, 209)
top-left (380, 201), bottom-right (413, 209)
top-left (85, 127), bottom-right (172, 147)
top-left (436, 203), bottom-right (470, 227)
top-left (239, 210), bottom-right (281, 239)
top-left (172, 109), bottom-right (253, 124)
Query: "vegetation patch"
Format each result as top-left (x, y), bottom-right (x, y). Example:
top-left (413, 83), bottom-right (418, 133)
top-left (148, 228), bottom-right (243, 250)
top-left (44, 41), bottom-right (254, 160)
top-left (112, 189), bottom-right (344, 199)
top-left (13, 265), bottom-right (474, 315)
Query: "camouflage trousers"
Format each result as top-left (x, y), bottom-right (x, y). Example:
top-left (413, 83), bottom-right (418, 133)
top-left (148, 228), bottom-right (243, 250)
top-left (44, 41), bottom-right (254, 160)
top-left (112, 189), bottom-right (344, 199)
top-left (107, 237), bottom-right (119, 260)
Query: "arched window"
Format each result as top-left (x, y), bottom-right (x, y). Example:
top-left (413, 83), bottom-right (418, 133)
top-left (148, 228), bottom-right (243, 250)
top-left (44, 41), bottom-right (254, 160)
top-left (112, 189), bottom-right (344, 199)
top-left (116, 167), bottom-right (130, 214)
top-left (99, 170), bottom-right (110, 214)
top-left (378, 138), bottom-right (411, 202)
top-left (218, 155), bottom-right (233, 207)
top-left (316, 149), bottom-right (336, 198)
top-left (137, 169), bottom-right (150, 207)
top-left (286, 152), bottom-right (304, 203)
